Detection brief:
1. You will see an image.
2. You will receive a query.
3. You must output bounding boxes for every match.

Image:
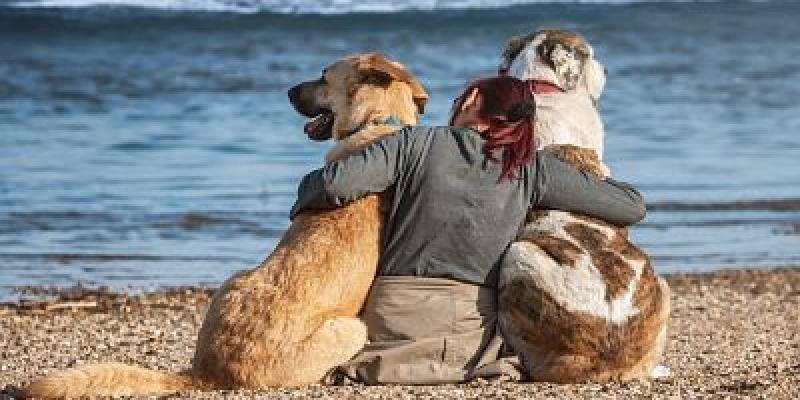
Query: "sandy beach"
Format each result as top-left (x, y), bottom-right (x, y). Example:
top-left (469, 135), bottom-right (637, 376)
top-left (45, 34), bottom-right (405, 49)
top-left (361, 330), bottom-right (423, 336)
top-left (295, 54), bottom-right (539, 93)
top-left (2, 1), bottom-right (800, 398)
top-left (1, 267), bottom-right (798, 399)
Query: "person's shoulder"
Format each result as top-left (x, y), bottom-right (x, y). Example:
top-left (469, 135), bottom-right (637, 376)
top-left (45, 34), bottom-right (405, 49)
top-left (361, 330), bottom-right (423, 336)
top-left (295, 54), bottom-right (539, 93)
top-left (396, 126), bottom-right (453, 154)
top-left (404, 125), bottom-right (446, 136)
top-left (406, 125), bottom-right (479, 138)
top-left (399, 125), bottom-right (448, 144)
top-left (401, 126), bottom-right (484, 153)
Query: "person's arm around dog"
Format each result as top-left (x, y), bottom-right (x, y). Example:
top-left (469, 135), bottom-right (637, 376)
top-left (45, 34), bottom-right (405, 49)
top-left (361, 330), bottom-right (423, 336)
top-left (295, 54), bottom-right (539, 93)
top-left (532, 152), bottom-right (645, 226)
top-left (291, 128), bottom-right (644, 227)
top-left (291, 126), bottom-right (411, 219)
top-left (289, 76), bottom-right (647, 386)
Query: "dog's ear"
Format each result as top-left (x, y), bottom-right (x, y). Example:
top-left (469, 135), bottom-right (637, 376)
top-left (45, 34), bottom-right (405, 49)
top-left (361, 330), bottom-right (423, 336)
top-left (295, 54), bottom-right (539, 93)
top-left (582, 57), bottom-right (606, 105)
top-left (499, 35), bottom-right (528, 74)
top-left (356, 53), bottom-right (429, 114)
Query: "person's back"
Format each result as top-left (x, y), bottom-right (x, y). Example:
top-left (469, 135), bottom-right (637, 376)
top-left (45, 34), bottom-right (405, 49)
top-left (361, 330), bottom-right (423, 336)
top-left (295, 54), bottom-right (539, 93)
top-left (378, 125), bottom-right (533, 286)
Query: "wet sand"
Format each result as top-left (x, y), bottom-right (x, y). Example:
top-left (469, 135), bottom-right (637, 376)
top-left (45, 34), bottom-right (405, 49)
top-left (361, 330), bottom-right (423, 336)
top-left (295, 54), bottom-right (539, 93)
top-left (2, 268), bottom-right (798, 399)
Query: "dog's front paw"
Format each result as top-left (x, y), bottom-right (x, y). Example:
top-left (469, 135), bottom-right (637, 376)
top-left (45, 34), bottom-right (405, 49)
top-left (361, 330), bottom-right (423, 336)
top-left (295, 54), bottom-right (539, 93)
top-left (651, 365), bottom-right (671, 379)
top-left (600, 163), bottom-right (611, 178)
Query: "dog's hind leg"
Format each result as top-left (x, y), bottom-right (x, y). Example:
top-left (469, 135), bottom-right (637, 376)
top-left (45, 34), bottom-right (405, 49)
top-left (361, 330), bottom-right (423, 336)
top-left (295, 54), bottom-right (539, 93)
top-left (282, 317), bottom-right (367, 386)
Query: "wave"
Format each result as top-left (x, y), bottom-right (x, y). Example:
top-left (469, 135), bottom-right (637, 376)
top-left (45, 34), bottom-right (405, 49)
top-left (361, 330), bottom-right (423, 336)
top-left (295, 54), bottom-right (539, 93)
top-left (7, 0), bottom-right (724, 14)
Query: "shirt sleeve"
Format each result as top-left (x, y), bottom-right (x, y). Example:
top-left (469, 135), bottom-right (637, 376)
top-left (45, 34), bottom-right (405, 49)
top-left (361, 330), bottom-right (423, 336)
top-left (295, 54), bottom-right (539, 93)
top-left (531, 151), bottom-right (647, 226)
top-left (289, 126), bottom-right (412, 219)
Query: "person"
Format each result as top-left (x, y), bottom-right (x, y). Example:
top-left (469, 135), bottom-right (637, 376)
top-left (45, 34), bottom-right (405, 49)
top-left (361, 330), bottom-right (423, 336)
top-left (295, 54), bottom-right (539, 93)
top-left (290, 76), bottom-right (646, 385)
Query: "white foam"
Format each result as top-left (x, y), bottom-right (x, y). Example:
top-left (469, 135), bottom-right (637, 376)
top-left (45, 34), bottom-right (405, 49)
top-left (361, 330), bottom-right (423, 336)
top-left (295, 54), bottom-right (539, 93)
top-left (9, 0), bottom-right (723, 14)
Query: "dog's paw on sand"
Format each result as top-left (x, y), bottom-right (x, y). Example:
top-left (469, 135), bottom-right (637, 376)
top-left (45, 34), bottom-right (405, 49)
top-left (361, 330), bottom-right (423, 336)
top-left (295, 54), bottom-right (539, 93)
top-left (652, 365), bottom-right (671, 379)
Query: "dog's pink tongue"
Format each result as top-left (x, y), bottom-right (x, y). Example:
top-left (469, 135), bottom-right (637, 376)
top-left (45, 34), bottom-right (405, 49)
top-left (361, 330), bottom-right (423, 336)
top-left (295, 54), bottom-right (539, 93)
top-left (304, 115), bottom-right (323, 136)
top-left (304, 113), bottom-right (333, 141)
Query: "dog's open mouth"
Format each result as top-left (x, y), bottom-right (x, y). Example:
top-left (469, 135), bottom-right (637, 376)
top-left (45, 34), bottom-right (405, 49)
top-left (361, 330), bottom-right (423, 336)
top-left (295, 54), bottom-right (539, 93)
top-left (304, 111), bottom-right (334, 141)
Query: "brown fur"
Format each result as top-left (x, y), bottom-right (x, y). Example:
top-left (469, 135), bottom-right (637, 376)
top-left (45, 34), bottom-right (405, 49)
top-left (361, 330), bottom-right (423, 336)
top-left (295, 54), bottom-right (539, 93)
top-left (563, 223), bottom-right (635, 300)
top-left (540, 144), bottom-right (607, 178)
top-left (500, 275), bottom-right (669, 383)
top-left (500, 29), bottom-right (592, 75)
top-left (499, 145), bottom-right (670, 383)
top-left (499, 29), bottom-right (607, 158)
top-left (22, 53), bottom-right (427, 398)
top-left (521, 234), bottom-right (582, 267)
top-left (499, 29), bottom-right (599, 95)
top-left (497, 29), bottom-right (668, 383)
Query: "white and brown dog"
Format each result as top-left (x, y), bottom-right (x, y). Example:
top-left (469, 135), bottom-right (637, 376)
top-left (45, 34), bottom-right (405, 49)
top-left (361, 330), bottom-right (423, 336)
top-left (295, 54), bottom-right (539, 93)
top-left (496, 29), bottom-right (671, 382)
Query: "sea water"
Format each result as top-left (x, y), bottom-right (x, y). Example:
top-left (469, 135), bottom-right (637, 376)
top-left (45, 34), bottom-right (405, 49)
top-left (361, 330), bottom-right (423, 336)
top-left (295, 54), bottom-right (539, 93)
top-left (1, 0), bottom-right (799, 297)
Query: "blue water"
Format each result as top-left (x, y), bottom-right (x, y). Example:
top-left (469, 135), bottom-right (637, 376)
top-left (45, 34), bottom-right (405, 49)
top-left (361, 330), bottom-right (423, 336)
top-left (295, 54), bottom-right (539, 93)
top-left (1, 1), bottom-right (799, 297)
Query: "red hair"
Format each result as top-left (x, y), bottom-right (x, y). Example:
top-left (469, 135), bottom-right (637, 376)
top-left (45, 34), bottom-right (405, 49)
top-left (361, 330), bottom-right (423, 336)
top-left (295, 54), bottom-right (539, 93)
top-left (451, 76), bottom-right (537, 181)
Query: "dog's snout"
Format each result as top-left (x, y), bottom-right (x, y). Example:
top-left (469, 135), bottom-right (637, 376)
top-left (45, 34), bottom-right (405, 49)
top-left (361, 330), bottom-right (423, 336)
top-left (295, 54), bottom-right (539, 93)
top-left (288, 84), bottom-right (302, 105)
top-left (288, 81), bottom-right (322, 117)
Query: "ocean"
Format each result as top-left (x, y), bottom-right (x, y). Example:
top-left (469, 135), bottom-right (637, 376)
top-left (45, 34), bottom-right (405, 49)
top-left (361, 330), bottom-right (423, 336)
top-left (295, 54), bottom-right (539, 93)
top-left (1, 0), bottom-right (799, 298)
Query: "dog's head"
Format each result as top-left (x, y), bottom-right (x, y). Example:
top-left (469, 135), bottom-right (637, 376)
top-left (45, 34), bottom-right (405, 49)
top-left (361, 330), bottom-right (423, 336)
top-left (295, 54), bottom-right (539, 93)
top-left (288, 53), bottom-right (428, 141)
top-left (498, 29), bottom-right (606, 104)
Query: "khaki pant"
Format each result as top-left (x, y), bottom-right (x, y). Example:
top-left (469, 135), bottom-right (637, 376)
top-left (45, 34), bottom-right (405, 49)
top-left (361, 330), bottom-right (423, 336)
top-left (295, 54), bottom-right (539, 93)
top-left (339, 276), bottom-right (522, 385)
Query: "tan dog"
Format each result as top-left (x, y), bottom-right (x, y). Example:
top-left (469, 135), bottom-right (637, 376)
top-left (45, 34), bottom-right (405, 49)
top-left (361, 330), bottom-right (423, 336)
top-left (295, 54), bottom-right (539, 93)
top-left (22, 53), bottom-right (427, 398)
top-left (496, 29), bottom-right (671, 382)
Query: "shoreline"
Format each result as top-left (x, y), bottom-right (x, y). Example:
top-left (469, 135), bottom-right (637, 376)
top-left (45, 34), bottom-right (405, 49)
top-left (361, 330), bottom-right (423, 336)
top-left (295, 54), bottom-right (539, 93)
top-left (3, 266), bottom-right (799, 310)
top-left (2, 267), bottom-right (799, 398)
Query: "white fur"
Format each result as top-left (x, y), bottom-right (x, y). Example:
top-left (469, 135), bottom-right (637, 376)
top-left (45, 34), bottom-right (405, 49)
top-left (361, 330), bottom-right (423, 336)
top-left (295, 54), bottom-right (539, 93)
top-left (533, 93), bottom-right (605, 158)
top-left (507, 36), bottom-right (606, 158)
top-left (502, 33), bottom-right (613, 321)
top-left (508, 34), bottom-right (559, 84)
top-left (509, 211), bottom-right (643, 325)
top-left (499, 31), bottom-right (669, 380)
top-left (583, 59), bottom-right (606, 104)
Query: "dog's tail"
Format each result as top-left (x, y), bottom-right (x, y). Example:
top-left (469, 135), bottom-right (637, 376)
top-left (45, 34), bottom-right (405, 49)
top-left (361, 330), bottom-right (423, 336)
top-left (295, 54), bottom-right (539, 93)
top-left (21, 362), bottom-right (211, 398)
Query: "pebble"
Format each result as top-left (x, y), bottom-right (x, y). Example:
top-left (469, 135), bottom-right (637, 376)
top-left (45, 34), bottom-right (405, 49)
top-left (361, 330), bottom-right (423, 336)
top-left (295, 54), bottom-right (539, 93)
top-left (1, 269), bottom-right (799, 399)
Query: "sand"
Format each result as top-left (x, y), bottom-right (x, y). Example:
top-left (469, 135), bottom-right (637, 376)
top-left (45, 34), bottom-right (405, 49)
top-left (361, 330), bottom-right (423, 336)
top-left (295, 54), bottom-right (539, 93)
top-left (1, 268), bottom-right (798, 399)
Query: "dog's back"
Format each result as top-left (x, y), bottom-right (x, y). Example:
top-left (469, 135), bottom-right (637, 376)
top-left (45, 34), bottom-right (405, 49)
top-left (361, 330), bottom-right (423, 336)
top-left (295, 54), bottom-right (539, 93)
top-left (498, 29), bottom-right (669, 382)
top-left (498, 145), bottom-right (670, 382)
top-left (533, 93), bottom-right (604, 156)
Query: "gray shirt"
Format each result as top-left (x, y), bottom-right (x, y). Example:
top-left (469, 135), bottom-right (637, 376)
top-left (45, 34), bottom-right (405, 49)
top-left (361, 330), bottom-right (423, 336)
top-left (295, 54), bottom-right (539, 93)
top-left (291, 126), bottom-right (645, 287)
